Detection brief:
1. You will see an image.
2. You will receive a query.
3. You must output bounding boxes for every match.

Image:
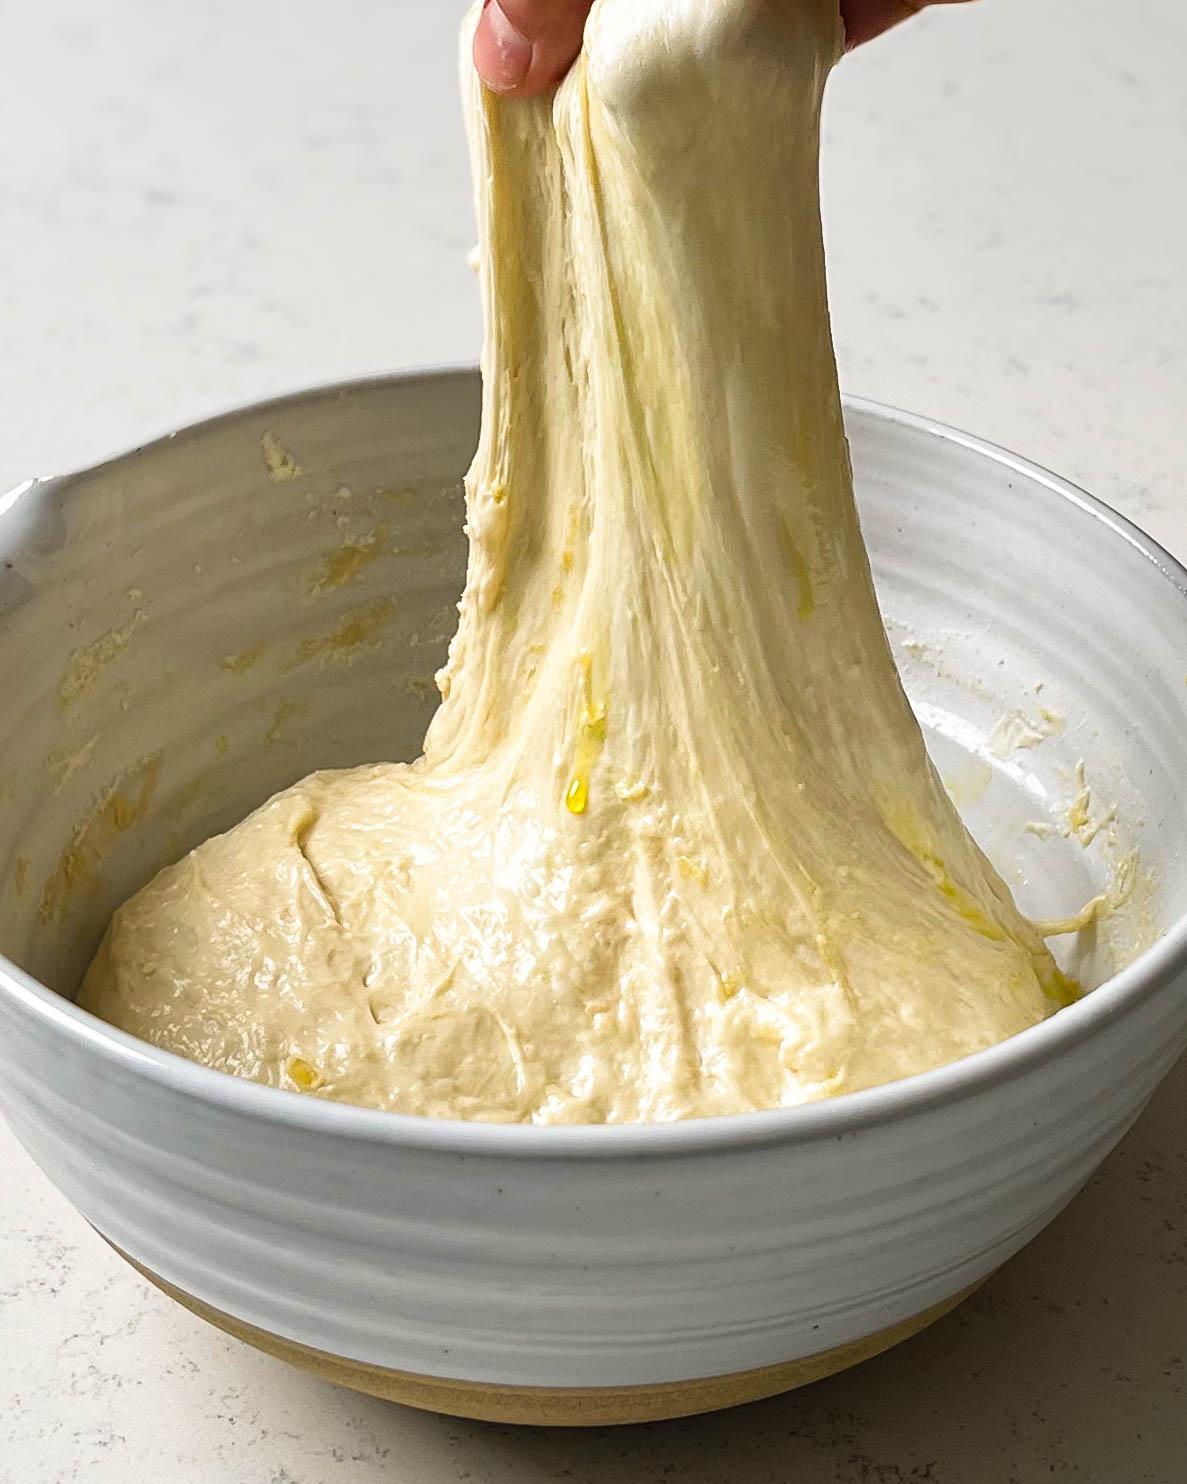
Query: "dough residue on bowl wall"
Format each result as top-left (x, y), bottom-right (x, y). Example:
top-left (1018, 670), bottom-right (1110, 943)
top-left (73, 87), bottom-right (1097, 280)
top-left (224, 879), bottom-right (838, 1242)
top-left (893, 621), bottom-right (1157, 983)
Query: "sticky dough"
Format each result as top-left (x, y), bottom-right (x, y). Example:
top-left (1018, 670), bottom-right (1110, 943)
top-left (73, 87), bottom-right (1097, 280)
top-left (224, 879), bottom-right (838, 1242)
top-left (78, 0), bottom-right (1073, 1122)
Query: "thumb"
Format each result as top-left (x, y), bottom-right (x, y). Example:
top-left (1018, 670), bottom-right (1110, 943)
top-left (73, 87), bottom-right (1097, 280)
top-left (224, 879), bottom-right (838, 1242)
top-left (473, 0), bottom-right (594, 97)
top-left (842, 0), bottom-right (978, 51)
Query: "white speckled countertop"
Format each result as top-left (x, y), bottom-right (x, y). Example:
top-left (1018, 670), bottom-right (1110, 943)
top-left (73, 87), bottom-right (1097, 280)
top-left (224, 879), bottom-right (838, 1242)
top-left (3, 2), bottom-right (1186, 1479)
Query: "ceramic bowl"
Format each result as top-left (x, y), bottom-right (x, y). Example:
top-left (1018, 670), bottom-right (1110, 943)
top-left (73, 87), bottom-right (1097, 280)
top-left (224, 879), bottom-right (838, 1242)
top-left (2, 371), bottom-right (1186, 1425)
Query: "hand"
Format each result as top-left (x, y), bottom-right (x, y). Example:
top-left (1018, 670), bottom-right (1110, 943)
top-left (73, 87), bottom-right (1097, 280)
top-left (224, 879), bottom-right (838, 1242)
top-left (474, 1), bottom-right (973, 97)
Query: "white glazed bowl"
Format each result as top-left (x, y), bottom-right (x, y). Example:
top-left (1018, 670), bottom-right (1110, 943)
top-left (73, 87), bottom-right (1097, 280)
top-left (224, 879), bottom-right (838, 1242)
top-left (2, 371), bottom-right (1186, 1425)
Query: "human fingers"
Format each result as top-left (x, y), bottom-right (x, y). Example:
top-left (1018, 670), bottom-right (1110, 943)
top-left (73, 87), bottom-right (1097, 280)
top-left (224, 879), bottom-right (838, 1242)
top-left (841, 0), bottom-right (977, 51)
top-left (472, 0), bottom-right (594, 97)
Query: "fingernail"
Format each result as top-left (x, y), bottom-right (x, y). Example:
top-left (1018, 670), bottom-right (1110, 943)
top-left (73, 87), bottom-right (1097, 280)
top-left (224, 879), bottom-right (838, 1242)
top-left (480, 2), bottom-right (533, 92)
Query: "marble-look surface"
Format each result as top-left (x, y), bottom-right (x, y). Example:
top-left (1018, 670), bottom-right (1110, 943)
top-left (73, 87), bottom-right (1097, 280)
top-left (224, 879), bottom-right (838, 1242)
top-left (3, 1), bottom-right (1185, 1479)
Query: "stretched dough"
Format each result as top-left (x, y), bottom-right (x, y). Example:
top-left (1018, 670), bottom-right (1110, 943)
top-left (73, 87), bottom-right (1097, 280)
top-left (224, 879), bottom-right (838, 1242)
top-left (79, 0), bottom-right (1071, 1122)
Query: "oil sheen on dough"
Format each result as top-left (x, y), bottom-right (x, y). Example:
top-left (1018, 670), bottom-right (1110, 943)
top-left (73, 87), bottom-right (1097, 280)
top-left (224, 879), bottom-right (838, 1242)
top-left (78, 0), bottom-right (1073, 1123)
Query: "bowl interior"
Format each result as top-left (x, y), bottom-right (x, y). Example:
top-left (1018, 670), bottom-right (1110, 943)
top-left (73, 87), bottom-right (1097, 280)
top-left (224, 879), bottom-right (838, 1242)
top-left (1, 373), bottom-right (1184, 1003)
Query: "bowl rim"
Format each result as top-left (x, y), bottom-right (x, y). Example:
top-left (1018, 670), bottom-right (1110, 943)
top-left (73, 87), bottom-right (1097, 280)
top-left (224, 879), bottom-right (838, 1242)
top-left (3, 367), bottom-right (1186, 1159)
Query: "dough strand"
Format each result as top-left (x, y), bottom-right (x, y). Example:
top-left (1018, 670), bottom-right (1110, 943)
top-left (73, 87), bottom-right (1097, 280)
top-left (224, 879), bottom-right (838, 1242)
top-left (79, 0), bottom-right (1071, 1122)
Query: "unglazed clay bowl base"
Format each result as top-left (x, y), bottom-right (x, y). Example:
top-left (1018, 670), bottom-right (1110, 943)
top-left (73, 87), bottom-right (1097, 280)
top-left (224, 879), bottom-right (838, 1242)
top-left (109, 1240), bottom-right (985, 1426)
top-left (1, 372), bottom-right (1186, 1424)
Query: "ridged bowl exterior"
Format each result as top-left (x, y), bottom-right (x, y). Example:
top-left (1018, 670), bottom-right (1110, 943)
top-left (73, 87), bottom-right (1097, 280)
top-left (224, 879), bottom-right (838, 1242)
top-left (1, 371), bottom-right (1185, 1392)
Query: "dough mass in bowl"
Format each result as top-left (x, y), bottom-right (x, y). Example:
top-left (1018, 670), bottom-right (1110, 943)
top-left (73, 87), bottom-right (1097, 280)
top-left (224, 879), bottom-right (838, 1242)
top-left (79, 0), bottom-right (1073, 1123)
